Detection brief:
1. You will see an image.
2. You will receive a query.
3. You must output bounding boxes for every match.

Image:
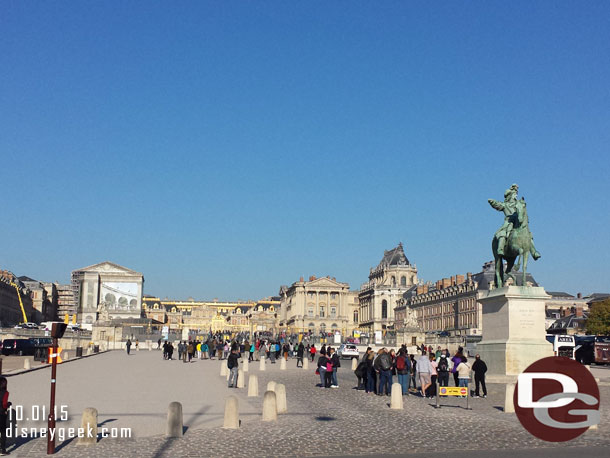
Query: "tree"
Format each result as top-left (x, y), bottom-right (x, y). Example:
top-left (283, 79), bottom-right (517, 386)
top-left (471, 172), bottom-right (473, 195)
top-left (586, 299), bottom-right (610, 335)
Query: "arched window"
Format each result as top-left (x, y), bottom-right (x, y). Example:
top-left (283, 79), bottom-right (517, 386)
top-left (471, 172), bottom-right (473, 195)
top-left (382, 300), bottom-right (388, 319)
top-left (331, 323), bottom-right (338, 328)
top-left (401, 276), bottom-right (407, 286)
top-left (391, 276), bottom-right (396, 287)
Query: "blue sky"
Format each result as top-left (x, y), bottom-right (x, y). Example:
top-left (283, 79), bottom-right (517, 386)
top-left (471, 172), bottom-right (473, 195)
top-left (1, 1), bottom-right (609, 300)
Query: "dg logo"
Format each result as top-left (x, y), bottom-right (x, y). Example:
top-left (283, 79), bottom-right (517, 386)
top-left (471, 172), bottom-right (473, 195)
top-left (514, 356), bottom-right (600, 442)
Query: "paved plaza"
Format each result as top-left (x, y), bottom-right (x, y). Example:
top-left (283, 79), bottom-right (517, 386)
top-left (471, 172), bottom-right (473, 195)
top-left (6, 350), bottom-right (610, 457)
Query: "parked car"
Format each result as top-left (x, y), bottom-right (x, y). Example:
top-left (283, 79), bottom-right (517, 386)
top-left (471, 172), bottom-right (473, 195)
top-left (13, 322), bottom-right (39, 329)
top-left (1, 338), bottom-right (36, 356)
top-left (337, 343), bottom-right (360, 359)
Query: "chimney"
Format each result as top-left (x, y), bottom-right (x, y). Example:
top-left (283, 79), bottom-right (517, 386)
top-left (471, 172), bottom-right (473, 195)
top-left (442, 278), bottom-right (451, 289)
top-left (575, 306), bottom-right (583, 318)
top-left (451, 276), bottom-right (456, 286)
top-left (424, 284), bottom-right (429, 294)
top-left (467, 272), bottom-right (472, 282)
top-left (456, 274), bottom-right (465, 285)
top-left (577, 292), bottom-right (582, 299)
top-left (299, 276), bottom-right (304, 282)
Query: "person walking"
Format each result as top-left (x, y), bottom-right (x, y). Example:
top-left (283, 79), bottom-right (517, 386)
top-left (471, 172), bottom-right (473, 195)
top-left (417, 350), bottom-right (432, 398)
top-left (209, 340), bottom-right (216, 360)
top-left (456, 356), bottom-right (471, 395)
top-left (167, 342), bottom-right (174, 360)
top-left (296, 342), bottom-right (305, 367)
top-left (365, 349), bottom-right (376, 394)
top-left (202, 341), bottom-right (209, 359)
top-left (187, 342), bottom-right (195, 362)
top-left (436, 352), bottom-right (450, 390)
top-left (409, 354), bottom-right (417, 392)
top-left (329, 347), bottom-right (341, 388)
top-left (249, 341), bottom-right (255, 361)
top-left (227, 349), bottom-right (239, 388)
top-left (395, 348), bottom-right (411, 395)
top-left (157, 338), bottom-right (161, 349)
top-left (0, 377), bottom-right (12, 456)
top-left (126, 339), bottom-right (132, 355)
top-left (310, 344), bottom-right (317, 362)
top-left (472, 354), bottom-right (488, 398)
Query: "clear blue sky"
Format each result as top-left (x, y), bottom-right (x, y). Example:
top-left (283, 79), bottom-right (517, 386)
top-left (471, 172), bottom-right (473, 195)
top-left (1, 1), bottom-right (609, 300)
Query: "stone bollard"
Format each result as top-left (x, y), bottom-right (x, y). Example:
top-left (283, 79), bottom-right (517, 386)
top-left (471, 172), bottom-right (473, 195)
top-left (390, 383), bottom-right (403, 410)
top-left (585, 365), bottom-right (601, 383)
top-left (275, 383), bottom-right (287, 414)
top-left (166, 402), bottom-right (183, 437)
top-left (223, 396), bottom-right (239, 429)
top-left (87, 347), bottom-right (93, 356)
top-left (262, 391), bottom-right (277, 422)
top-left (220, 361), bottom-right (228, 377)
top-left (267, 381), bottom-right (277, 393)
top-left (243, 358), bottom-right (249, 372)
top-left (24, 359), bottom-right (31, 370)
top-left (280, 358), bottom-right (286, 370)
top-left (63, 351), bottom-right (69, 360)
top-left (260, 356), bottom-right (266, 371)
top-left (303, 357), bottom-right (309, 370)
top-left (77, 408), bottom-right (98, 445)
top-left (248, 374), bottom-right (259, 397)
top-left (237, 369), bottom-right (245, 388)
top-left (504, 383), bottom-right (515, 413)
top-left (351, 357), bottom-right (358, 371)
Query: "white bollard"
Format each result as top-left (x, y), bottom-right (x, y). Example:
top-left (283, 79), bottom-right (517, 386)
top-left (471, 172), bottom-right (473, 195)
top-left (275, 383), bottom-right (287, 414)
top-left (267, 381), bottom-right (277, 393)
top-left (24, 359), bottom-right (31, 370)
top-left (63, 351), bottom-right (69, 360)
top-left (77, 408), bottom-right (98, 445)
top-left (351, 357), bottom-right (358, 370)
top-left (237, 369), bottom-right (245, 388)
top-left (166, 402), bottom-right (183, 437)
top-left (262, 391), bottom-right (277, 422)
top-left (220, 361), bottom-right (228, 377)
top-left (223, 396), bottom-right (239, 429)
top-left (243, 358), bottom-right (249, 372)
top-left (303, 357), bottom-right (309, 370)
top-left (280, 358), bottom-right (286, 370)
top-left (248, 374), bottom-right (259, 397)
top-left (504, 383), bottom-right (515, 413)
top-left (390, 383), bottom-right (403, 410)
top-left (260, 356), bottom-right (266, 371)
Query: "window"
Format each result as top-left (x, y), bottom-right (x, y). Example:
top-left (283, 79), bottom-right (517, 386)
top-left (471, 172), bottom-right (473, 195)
top-left (401, 276), bottom-right (407, 286)
top-left (391, 276), bottom-right (396, 287)
top-left (319, 306), bottom-right (325, 318)
top-left (330, 307), bottom-right (337, 318)
top-left (353, 310), bottom-right (359, 323)
top-left (330, 293), bottom-right (337, 300)
top-left (307, 307), bottom-right (314, 317)
top-left (382, 300), bottom-right (388, 319)
top-left (308, 292), bottom-right (315, 298)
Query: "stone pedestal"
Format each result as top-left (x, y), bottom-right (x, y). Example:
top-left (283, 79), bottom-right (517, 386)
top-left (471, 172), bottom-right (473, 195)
top-left (477, 286), bottom-right (553, 381)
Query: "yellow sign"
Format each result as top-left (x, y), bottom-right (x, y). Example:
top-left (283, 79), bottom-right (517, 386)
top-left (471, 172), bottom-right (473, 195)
top-left (64, 314), bottom-right (69, 324)
top-left (438, 386), bottom-right (468, 396)
top-left (48, 347), bottom-right (63, 364)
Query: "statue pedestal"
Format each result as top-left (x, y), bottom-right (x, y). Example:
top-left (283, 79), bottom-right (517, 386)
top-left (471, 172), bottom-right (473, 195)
top-left (477, 286), bottom-right (552, 382)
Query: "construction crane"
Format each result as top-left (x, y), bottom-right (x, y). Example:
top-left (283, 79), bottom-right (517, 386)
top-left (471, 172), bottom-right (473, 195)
top-left (10, 281), bottom-right (29, 324)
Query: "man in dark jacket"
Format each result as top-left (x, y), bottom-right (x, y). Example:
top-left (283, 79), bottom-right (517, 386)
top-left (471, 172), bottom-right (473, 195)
top-left (317, 353), bottom-right (331, 388)
top-left (227, 349), bottom-right (240, 388)
top-left (472, 354), bottom-right (488, 398)
top-left (329, 347), bottom-right (341, 388)
top-left (296, 343), bottom-right (305, 367)
top-left (374, 349), bottom-right (392, 396)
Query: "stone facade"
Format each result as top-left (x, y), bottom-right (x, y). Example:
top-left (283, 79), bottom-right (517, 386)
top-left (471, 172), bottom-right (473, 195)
top-left (358, 243), bottom-right (418, 334)
top-left (72, 261), bottom-right (144, 325)
top-left (279, 276), bottom-right (359, 337)
top-left (0, 270), bottom-right (34, 325)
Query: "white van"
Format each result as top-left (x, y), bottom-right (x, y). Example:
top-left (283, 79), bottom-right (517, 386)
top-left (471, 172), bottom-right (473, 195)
top-left (546, 335), bottom-right (576, 359)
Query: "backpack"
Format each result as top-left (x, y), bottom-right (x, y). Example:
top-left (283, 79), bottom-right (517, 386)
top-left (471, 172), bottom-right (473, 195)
top-left (326, 361), bottom-right (333, 372)
top-left (380, 354), bottom-right (391, 371)
top-left (438, 357), bottom-right (448, 372)
top-left (396, 355), bottom-right (406, 371)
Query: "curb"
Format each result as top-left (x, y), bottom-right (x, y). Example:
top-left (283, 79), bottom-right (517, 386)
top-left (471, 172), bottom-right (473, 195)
top-left (2, 350), bottom-right (110, 377)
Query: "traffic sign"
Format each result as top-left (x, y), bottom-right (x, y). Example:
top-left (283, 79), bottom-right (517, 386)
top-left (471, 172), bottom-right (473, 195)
top-left (48, 347), bottom-right (63, 364)
top-left (439, 386), bottom-right (468, 396)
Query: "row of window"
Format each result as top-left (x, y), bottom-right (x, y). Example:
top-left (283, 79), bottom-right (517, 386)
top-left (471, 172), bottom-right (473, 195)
top-left (307, 292), bottom-right (339, 299)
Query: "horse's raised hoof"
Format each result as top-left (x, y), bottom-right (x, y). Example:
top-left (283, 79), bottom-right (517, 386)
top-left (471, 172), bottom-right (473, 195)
top-left (533, 251), bottom-right (541, 260)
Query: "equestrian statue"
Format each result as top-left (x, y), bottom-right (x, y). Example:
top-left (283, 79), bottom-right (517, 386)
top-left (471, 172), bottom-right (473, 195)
top-left (488, 184), bottom-right (541, 288)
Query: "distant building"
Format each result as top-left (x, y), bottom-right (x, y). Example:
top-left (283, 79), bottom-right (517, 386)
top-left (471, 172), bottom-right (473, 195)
top-left (279, 275), bottom-right (359, 337)
top-left (358, 243), bottom-right (418, 335)
top-left (56, 283), bottom-right (77, 320)
top-left (545, 292), bottom-right (589, 330)
top-left (0, 269), bottom-right (34, 325)
top-left (71, 261), bottom-right (144, 325)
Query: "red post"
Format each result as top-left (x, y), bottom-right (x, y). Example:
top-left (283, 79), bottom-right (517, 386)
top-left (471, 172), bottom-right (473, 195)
top-left (47, 337), bottom-right (58, 454)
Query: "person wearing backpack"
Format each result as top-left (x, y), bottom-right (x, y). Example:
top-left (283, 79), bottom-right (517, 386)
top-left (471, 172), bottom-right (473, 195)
top-left (395, 348), bottom-right (411, 395)
top-left (436, 354), bottom-right (450, 390)
top-left (374, 348), bottom-right (392, 396)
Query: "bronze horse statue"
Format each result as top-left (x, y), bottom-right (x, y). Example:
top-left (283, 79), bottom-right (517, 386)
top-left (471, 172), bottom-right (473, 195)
top-left (491, 198), bottom-right (540, 287)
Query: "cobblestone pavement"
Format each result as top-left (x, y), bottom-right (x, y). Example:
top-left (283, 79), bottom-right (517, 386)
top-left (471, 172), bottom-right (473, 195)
top-left (9, 356), bottom-right (610, 457)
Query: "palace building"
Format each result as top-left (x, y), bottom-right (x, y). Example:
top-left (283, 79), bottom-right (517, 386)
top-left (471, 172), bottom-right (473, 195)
top-left (279, 276), bottom-right (359, 337)
top-left (358, 243), bottom-right (418, 335)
